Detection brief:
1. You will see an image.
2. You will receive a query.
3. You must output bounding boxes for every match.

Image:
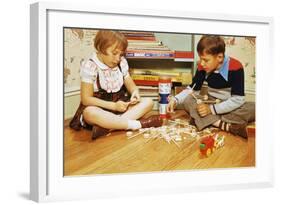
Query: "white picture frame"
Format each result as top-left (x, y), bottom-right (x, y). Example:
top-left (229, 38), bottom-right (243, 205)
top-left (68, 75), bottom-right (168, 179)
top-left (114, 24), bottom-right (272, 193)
top-left (30, 2), bottom-right (274, 202)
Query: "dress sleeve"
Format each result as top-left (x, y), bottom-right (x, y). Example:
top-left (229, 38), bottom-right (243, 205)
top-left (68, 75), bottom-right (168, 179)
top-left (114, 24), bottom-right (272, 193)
top-left (119, 57), bottom-right (129, 78)
top-left (80, 59), bottom-right (97, 84)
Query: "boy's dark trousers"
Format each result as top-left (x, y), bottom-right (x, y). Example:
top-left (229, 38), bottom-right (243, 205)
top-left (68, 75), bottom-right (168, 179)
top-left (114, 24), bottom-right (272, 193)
top-left (183, 95), bottom-right (255, 130)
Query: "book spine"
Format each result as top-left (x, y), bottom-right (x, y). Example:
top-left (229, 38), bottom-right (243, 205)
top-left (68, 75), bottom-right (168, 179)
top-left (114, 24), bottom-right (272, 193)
top-left (126, 52), bottom-right (174, 58)
top-left (174, 51), bottom-right (194, 58)
top-left (126, 36), bottom-right (156, 41)
top-left (134, 80), bottom-right (159, 86)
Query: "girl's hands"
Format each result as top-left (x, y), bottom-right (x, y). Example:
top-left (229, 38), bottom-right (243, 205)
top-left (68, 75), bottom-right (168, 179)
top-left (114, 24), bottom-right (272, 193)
top-left (130, 89), bottom-right (140, 105)
top-left (115, 101), bottom-right (130, 112)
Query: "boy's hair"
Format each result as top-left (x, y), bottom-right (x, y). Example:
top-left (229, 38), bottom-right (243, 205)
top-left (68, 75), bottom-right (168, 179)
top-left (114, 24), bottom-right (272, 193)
top-left (94, 30), bottom-right (128, 54)
top-left (197, 35), bottom-right (225, 56)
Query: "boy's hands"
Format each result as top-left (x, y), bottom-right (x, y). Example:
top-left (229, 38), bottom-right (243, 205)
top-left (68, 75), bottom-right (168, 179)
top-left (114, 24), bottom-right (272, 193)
top-left (197, 103), bottom-right (211, 117)
top-left (167, 96), bottom-right (177, 113)
top-left (115, 101), bottom-right (130, 112)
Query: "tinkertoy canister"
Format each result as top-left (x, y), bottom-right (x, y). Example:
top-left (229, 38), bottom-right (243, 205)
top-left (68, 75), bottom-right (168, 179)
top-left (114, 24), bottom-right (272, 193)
top-left (158, 76), bottom-right (171, 118)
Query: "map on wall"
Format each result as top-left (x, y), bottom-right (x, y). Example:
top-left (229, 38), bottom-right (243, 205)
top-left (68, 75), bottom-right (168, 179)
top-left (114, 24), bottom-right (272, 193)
top-left (64, 28), bottom-right (97, 93)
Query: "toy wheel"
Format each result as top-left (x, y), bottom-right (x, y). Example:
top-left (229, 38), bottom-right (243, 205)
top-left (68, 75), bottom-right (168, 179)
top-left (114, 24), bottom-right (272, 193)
top-left (206, 148), bottom-right (212, 157)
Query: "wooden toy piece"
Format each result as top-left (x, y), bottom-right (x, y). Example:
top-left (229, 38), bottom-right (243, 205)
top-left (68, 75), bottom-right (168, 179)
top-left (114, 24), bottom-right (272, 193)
top-left (126, 117), bottom-right (217, 149)
top-left (215, 99), bottom-right (221, 104)
top-left (213, 133), bottom-right (225, 149)
top-left (127, 129), bottom-right (146, 139)
top-left (174, 135), bottom-right (182, 141)
top-left (150, 127), bottom-right (157, 135)
top-left (199, 135), bottom-right (215, 157)
top-left (144, 133), bottom-right (150, 138)
top-left (200, 99), bottom-right (221, 104)
top-left (139, 128), bottom-right (145, 132)
top-left (168, 120), bottom-right (190, 126)
top-left (128, 99), bottom-right (140, 105)
top-left (126, 131), bottom-right (133, 137)
top-left (172, 140), bottom-right (180, 148)
top-left (199, 133), bottom-right (225, 157)
top-left (203, 95), bottom-right (208, 101)
top-left (196, 99), bottom-right (202, 104)
top-left (199, 81), bottom-right (208, 96)
top-left (191, 93), bottom-right (199, 102)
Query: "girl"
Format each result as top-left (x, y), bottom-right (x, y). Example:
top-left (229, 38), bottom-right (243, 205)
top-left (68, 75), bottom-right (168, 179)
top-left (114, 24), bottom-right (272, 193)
top-left (70, 30), bottom-right (162, 139)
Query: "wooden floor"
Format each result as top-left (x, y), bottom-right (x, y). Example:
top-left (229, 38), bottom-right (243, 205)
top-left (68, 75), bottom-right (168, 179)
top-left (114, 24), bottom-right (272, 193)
top-left (64, 110), bottom-right (255, 176)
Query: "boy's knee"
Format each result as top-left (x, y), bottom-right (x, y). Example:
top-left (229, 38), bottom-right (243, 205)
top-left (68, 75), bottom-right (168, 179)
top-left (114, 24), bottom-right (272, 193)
top-left (183, 95), bottom-right (195, 112)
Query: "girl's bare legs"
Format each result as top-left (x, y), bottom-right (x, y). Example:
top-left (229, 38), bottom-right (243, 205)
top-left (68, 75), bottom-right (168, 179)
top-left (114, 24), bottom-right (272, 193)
top-left (121, 98), bottom-right (153, 120)
top-left (83, 98), bottom-right (154, 130)
top-left (83, 106), bottom-right (127, 129)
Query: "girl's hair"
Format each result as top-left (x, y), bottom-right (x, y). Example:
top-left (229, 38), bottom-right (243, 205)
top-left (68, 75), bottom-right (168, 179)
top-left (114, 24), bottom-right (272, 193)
top-left (94, 30), bottom-right (128, 54)
top-left (197, 35), bottom-right (225, 56)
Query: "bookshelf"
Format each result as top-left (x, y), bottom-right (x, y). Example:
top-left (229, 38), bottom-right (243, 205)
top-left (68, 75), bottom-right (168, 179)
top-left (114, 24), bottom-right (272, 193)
top-left (124, 32), bottom-right (194, 110)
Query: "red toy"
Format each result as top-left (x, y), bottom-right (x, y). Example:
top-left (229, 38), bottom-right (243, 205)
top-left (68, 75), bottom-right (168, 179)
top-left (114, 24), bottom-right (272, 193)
top-left (199, 133), bottom-right (225, 157)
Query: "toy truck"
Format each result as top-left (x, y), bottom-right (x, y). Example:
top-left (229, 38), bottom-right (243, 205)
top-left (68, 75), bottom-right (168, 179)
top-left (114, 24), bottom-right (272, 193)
top-left (199, 133), bottom-right (225, 157)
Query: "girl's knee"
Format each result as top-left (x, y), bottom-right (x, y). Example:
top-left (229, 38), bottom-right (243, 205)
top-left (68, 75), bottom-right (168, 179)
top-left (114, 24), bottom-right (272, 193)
top-left (141, 98), bottom-right (154, 110)
top-left (83, 106), bottom-right (101, 121)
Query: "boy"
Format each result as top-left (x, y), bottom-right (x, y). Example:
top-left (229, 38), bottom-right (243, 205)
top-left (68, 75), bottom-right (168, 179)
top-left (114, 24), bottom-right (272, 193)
top-left (167, 35), bottom-right (255, 138)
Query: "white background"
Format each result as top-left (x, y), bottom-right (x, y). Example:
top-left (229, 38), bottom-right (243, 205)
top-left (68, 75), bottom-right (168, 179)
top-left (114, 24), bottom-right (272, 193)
top-left (0, 0), bottom-right (280, 204)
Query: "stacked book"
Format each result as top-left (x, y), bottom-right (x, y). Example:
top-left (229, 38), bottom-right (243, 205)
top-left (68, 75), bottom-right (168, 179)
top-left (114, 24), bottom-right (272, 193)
top-left (137, 85), bottom-right (159, 110)
top-left (130, 68), bottom-right (192, 87)
top-left (123, 31), bottom-right (175, 59)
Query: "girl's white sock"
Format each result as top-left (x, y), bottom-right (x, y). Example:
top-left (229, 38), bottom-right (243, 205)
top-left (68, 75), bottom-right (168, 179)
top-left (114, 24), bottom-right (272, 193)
top-left (127, 120), bottom-right (142, 130)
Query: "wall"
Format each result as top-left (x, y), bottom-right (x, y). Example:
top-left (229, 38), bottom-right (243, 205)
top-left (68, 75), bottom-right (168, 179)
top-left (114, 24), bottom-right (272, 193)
top-left (65, 32), bottom-right (255, 119)
top-left (155, 32), bottom-right (192, 51)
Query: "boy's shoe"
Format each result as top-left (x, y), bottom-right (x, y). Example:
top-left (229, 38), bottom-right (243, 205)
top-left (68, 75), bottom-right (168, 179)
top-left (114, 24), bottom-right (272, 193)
top-left (189, 118), bottom-right (196, 126)
top-left (91, 125), bottom-right (109, 140)
top-left (140, 115), bottom-right (163, 128)
top-left (229, 123), bottom-right (248, 139)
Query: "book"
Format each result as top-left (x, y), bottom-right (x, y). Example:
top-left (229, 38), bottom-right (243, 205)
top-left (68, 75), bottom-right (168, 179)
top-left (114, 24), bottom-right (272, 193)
top-left (130, 68), bottom-right (187, 77)
top-left (128, 40), bottom-right (163, 47)
top-left (174, 51), bottom-right (194, 62)
top-left (132, 74), bottom-right (159, 81)
top-left (126, 50), bottom-right (174, 58)
top-left (174, 51), bottom-right (194, 58)
top-left (121, 31), bottom-right (155, 36)
top-left (174, 86), bottom-right (187, 95)
top-left (141, 96), bottom-right (159, 110)
top-left (139, 91), bottom-right (159, 97)
top-left (137, 85), bottom-right (158, 90)
top-left (131, 74), bottom-right (184, 86)
top-left (127, 45), bottom-right (170, 51)
top-left (133, 80), bottom-right (159, 86)
top-left (125, 36), bottom-right (157, 41)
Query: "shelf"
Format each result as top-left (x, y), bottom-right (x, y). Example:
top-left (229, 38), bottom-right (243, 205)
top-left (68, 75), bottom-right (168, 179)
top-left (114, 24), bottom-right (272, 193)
top-left (126, 50), bottom-right (194, 62)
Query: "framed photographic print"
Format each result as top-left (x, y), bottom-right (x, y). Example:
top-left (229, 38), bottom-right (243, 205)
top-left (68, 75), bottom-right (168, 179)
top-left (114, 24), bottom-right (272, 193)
top-left (30, 2), bottom-right (274, 202)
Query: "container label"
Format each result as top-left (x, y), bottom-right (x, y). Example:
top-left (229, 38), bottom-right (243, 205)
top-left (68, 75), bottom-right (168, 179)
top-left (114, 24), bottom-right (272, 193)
top-left (159, 83), bottom-right (171, 94)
